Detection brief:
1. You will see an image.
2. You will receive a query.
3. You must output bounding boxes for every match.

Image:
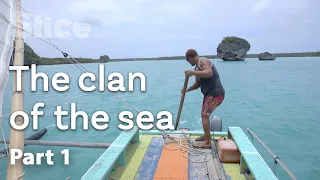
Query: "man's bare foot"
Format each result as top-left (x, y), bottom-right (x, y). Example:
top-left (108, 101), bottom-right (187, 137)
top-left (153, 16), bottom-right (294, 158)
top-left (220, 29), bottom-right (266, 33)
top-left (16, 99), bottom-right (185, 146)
top-left (192, 141), bottom-right (211, 149)
top-left (195, 136), bottom-right (212, 141)
top-left (195, 135), bottom-right (205, 141)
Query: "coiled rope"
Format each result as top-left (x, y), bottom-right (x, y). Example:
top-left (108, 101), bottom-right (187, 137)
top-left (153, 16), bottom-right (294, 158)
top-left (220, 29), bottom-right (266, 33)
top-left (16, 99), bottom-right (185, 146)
top-left (159, 130), bottom-right (212, 163)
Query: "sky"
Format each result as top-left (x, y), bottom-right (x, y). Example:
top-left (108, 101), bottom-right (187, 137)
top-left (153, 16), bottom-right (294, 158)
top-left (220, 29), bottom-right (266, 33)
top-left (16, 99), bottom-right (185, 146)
top-left (21, 0), bottom-right (320, 59)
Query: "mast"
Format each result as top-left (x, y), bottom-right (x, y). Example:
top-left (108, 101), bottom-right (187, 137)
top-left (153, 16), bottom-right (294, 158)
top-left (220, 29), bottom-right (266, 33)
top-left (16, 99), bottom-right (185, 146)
top-left (6, 0), bottom-right (25, 179)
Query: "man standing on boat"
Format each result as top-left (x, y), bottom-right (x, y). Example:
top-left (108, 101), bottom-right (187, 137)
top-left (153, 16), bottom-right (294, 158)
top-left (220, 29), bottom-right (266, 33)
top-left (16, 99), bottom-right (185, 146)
top-left (183, 49), bottom-right (225, 149)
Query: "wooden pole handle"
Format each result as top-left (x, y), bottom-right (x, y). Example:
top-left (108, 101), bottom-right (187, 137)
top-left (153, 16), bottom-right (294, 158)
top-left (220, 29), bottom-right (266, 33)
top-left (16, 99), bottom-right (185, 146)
top-left (174, 75), bottom-right (189, 130)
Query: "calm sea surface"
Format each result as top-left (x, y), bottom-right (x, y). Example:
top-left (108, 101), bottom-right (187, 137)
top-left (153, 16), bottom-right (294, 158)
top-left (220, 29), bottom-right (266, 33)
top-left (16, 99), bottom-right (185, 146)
top-left (0, 57), bottom-right (319, 180)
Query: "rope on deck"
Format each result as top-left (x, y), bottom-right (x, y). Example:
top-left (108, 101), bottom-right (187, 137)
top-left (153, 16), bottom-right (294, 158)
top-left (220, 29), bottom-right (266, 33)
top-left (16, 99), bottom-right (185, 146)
top-left (159, 130), bottom-right (211, 163)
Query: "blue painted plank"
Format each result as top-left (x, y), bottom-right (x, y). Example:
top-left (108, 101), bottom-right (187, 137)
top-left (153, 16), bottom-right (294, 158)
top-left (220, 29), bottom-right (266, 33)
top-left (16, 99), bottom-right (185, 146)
top-left (135, 137), bottom-right (163, 180)
top-left (228, 127), bottom-right (278, 180)
top-left (228, 127), bottom-right (257, 153)
top-left (242, 153), bottom-right (278, 180)
top-left (81, 127), bottom-right (139, 180)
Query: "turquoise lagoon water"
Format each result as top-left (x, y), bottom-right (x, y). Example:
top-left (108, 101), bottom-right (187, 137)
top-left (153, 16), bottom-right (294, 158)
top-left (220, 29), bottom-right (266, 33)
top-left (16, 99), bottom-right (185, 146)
top-left (0, 57), bottom-right (319, 180)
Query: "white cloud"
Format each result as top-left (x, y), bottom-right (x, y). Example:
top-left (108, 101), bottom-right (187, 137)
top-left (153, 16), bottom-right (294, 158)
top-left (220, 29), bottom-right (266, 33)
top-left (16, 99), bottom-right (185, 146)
top-left (21, 0), bottom-right (319, 58)
top-left (66, 0), bottom-right (212, 26)
top-left (67, 0), bottom-right (136, 25)
top-left (70, 0), bottom-right (118, 12)
top-left (135, 0), bottom-right (155, 3)
top-left (81, 16), bottom-right (104, 26)
top-left (252, 0), bottom-right (270, 12)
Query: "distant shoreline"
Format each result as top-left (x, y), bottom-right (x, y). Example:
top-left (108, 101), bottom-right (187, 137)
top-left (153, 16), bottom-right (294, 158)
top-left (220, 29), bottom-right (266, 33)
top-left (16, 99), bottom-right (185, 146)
top-left (30, 52), bottom-right (320, 66)
top-left (109, 52), bottom-right (320, 62)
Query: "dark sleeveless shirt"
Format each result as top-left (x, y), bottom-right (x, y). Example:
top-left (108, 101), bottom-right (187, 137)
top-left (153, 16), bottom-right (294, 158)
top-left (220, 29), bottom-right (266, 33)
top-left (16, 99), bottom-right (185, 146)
top-left (195, 57), bottom-right (225, 97)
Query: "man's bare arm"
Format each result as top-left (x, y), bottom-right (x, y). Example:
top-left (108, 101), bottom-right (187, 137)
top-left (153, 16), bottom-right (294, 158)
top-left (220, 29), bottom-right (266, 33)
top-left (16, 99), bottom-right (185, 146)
top-left (193, 59), bottom-right (213, 78)
top-left (186, 76), bottom-right (200, 92)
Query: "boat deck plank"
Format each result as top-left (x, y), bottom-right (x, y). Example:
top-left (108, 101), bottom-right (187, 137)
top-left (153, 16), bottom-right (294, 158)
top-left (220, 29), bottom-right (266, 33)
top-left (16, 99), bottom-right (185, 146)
top-left (153, 135), bottom-right (189, 180)
top-left (116, 135), bottom-right (153, 180)
top-left (188, 145), bottom-right (219, 180)
top-left (223, 163), bottom-right (246, 180)
top-left (135, 137), bottom-right (163, 180)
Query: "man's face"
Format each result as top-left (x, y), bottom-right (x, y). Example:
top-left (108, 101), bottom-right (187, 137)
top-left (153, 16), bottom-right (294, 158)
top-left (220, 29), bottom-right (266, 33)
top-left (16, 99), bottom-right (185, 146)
top-left (187, 56), bottom-right (196, 66)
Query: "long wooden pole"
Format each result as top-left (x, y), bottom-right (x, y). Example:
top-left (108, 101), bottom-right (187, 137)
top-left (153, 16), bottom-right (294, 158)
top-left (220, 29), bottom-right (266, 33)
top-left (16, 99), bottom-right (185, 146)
top-left (246, 128), bottom-right (297, 180)
top-left (174, 76), bottom-right (189, 130)
top-left (7, 0), bottom-right (25, 179)
top-left (0, 140), bottom-right (111, 149)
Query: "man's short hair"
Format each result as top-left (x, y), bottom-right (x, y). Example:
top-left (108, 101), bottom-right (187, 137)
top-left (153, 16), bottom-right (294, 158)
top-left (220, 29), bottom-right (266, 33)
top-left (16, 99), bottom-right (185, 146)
top-left (185, 49), bottom-right (198, 60)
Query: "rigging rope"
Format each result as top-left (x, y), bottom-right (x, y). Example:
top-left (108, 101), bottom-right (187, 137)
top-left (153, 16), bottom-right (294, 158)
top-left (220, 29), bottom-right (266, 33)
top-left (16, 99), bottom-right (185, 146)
top-left (2, 6), bottom-right (142, 115)
top-left (14, 171), bottom-right (25, 180)
top-left (0, 114), bottom-right (10, 155)
top-left (0, 51), bottom-right (14, 158)
top-left (0, 6), bottom-right (215, 179)
top-left (19, 7), bottom-right (141, 113)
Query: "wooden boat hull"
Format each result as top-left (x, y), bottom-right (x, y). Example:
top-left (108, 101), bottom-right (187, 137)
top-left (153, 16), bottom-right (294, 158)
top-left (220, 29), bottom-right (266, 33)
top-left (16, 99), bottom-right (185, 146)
top-left (81, 127), bottom-right (278, 180)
